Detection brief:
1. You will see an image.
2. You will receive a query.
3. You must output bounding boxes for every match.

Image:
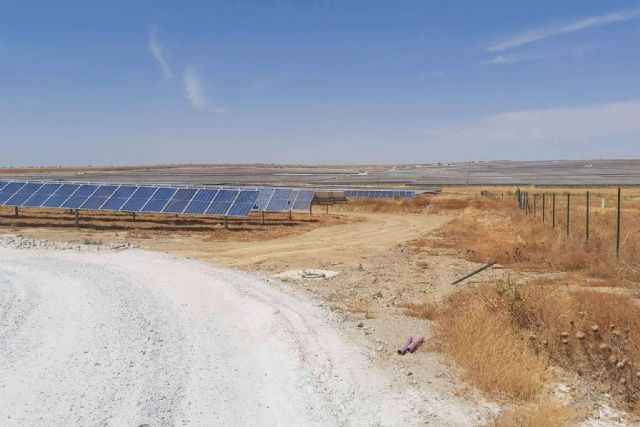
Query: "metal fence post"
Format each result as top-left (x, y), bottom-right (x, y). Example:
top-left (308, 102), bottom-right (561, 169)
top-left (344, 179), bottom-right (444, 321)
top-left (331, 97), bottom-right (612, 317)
top-left (616, 187), bottom-right (621, 258)
top-left (566, 193), bottom-right (570, 237)
top-left (585, 191), bottom-right (590, 242)
top-left (542, 194), bottom-right (546, 223)
top-left (552, 193), bottom-right (556, 228)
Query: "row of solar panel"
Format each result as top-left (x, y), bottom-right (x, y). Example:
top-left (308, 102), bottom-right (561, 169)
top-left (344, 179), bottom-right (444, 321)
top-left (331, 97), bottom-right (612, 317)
top-left (343, 190), bottom-right (415, 198)
top-left (253, 188), bottom-right (315, 212)
top-left (0, 181), bottom-right (260, 217)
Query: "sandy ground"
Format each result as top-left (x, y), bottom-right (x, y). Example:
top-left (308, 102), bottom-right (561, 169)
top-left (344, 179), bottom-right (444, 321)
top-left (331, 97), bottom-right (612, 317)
top-left (0, 244), bottom-right (493, 426)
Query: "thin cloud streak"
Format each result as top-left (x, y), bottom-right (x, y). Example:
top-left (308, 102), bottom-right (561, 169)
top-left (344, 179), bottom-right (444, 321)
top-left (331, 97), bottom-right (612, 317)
top-left (148, 29), bottom-right (172, 79)
top-left (183, 68), bottom-right (223, 112)
top-left (488, 8), bottom-right (640, 52)
top-left (483, 45), bottom-right (594, 65)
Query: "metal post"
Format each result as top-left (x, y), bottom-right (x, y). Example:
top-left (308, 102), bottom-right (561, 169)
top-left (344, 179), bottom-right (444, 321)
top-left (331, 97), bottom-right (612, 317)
top-left (585, 191), bottom-right (590, 242)
top-left (616, 187), bottom-right (621, 258)
top-left (566, 193), bottom-right (570, 237)
top-left (552, 193), bottom-right (556, 228)
top-left (310, 204), bottom-right (313, 215)
top-left (533, 194), bottom-right (537, 218)
top-left (14, 206), bottom-right (18, 217)
top-left (261, 211), bottom-right (265, 225)
top-left (326, 205), bottom-right (329, 214)
top-left (74, 209), bottom-right (79, 227)
top-left (132, 212), bottom-right (136, 222)
top-left (542, 194), bottom-right (546, 223)
top-left (288, 210), bottom-right (292, 221)
top-left (224, 216), bottom-right (228, 230)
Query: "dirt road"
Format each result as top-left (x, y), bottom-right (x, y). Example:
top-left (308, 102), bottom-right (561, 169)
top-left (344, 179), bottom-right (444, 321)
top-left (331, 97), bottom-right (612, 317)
top-left (0, 245), bottom-right (483, 426)
top-left (142, 212), bottom-right (450, 270)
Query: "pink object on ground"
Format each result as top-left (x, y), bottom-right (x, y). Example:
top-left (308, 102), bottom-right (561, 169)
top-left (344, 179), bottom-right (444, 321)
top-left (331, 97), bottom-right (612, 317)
top-left (397, 336), bottom-right (413, 355)
top-left (408, 336), bottom-right (424, 353)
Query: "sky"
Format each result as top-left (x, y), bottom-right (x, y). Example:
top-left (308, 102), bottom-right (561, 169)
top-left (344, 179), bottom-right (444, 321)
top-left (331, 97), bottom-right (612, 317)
top-left (2, 1), bottom-right (640, 166)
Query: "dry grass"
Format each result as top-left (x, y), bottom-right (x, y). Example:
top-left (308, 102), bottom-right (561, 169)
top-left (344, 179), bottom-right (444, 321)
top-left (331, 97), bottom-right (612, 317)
top-left (418, 194), bottom-right (640, 285)
top-left (401, 300), bottom-right (440, 319)
top-left (434, 281), bottom-right (548, 401)
top-left (334, 193), bottom-right (476, 214)
top-left (492, 399), bottom-right (583, 427)
top-left (516, 282), bottom-right (640, 408)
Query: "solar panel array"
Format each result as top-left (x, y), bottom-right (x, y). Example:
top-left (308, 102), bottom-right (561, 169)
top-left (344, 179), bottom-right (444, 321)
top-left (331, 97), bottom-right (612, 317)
top-left (252, 188), bottom-right (315, 212)
top-left (0, 180), bottom-right (261, 217)
top-left (343, 189), bottom-right (415, 198)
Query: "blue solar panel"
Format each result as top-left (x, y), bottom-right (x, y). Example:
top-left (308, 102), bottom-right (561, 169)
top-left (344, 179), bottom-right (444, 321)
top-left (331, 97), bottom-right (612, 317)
top-left (61, 185), bottom-right (99, 208)
top-left (183, 189), bottom-right (218, 214)
top-left (0, 181), bottom-right (7, 190)
top-left (265, 189), bottom-right (291, 212)
top-left (293, 190), bottom-right (314, 210)
top-left (4, 183), bottom-right (44, 206)
top-left (111, 186), bottom-right (137, 198)
top-left (162, 188), bottom-right (198, 213)
top-left (80, 185), bottom-right (118, 210)
top-left (285, 190), bottom-right (298, 211)
top-left (120, 187), bottom-right (157, 212)
top-left (254, 188), bottom-right (275, 210)
top-left (140, 187), bottom-right (176, 212)
top-left (41, 184), bottom-right (81, 207)
top-left (227, 190), bottom-right (260, 216)
top-left (23, 183), bottom-right (62, 207)
top-left (206, 189), bottom-right (238, 215)
top-left (0, 182), bottom-right (27, 203)
top-left (71, 184), bottom-right (98, 198)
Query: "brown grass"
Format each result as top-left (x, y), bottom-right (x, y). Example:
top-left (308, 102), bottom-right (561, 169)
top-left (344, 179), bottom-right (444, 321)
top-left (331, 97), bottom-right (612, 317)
top-left (434, 282), bottom-right (548, 401)
top-left (516, 282), bottom-right (640, 408)
top-left (492, 399), bottom-right (583, 427)
top-left (417, 194), bottom-right (640, 285)
top-left (401, 300), bottom-right (440, 319)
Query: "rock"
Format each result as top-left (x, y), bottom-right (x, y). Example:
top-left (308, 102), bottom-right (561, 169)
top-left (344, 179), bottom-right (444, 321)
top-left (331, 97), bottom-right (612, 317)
top-left (357, 322), bottom-right (364, 328)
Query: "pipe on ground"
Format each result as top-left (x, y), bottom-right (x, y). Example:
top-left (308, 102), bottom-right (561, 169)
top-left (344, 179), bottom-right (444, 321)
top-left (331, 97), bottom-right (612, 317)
top-left (397, 336), bottom-right (413, 355)
top-left (408, 336), bottom-right (424, 353)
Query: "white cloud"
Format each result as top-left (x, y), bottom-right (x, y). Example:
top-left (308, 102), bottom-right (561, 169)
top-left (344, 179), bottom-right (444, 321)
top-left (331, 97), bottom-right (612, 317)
top-left (184, 68), bottom-right (223, 112)
top-left (488, 8), bottom-right (640, 52)
top-left (148, 28), bottom-right (172, 79)
top-left (483, 45), bottom-right (594, 65)
top-left (423, 101), bottom-right (640, 157)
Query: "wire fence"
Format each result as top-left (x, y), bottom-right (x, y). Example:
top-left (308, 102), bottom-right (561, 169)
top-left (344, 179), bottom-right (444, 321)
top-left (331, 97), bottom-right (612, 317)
top-left (481, 188), bottom-right (632, 258)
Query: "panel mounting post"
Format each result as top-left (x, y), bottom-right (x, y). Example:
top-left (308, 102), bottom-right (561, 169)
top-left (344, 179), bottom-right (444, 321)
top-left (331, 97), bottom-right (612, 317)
top-left (132, 212), bottom-right (136, 222)
top-left (74, 209), bottom-right (79, 227)
top-left (288, 210), bottom-right (292, 222)
top-left (224, 216), bottom-right (228, 231)
top-left (14, 206), bottom-right (18, 217)
top-left (261, 211), bottom-right (265, 225)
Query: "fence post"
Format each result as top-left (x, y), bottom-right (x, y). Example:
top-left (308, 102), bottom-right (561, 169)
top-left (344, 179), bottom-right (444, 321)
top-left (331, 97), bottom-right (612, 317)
top-left (542, 194), bottom-right (546, 223)
top-left (616, 187), bottom-right (621, 258)
top-left (585, 191), bottom-right (590, 242)
top-left (552, 193), bottom-right (556, 228)
top-left (566, 193), bottom-right (570, 237)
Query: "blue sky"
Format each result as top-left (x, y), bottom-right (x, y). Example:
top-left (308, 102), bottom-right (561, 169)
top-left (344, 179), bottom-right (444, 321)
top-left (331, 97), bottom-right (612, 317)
top-left (2, 1), bottom-right (640, 166)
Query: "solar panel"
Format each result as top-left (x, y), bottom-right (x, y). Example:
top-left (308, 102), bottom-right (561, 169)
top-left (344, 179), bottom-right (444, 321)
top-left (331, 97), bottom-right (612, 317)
top-left (265, 189), bottom-right (291, 212)
top-left (81, 185), bottom-right (118, 210)
top-left (206, 189), bottom-right (238, 215)
top-left (61, 184), bottom-right (99, 209)
top-left (120, 187), bottom-right (158, 212)
top-left (184, 188), bottom-right (218, 214)
top-left (22, 183), bottom-right (63, 207)
top-left (140, 187), bottom-right (176, 212)
top-left (227, 190), bottom-right (260, 216)
top-left (0, 180), bottom-right (314, 219)
top-left (42, 184), bottom-right (81, 207)
top-left (292, 190), bottom-right (314, 211)
top-left (254, 188), bottom-right (275, 210)
top-left (4, 183), bottom-right (44, 206)
top-left (163, 188), bottom-right (198, 213)
top-left (342, 189), bottom-right (415, 199)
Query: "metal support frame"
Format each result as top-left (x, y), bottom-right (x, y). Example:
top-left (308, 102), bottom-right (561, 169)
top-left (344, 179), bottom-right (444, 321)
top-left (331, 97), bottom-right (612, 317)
top-left (288, 210), bottom-right (292, 221)
top-left (132, 212), bottom-right (136, 222)
top-left (566, 193), bottom-right (570, 237)
top-left (585, 191), bottom-right (590, 242)
top-left (616, 187), bottom-right (621, 258)
top-left (14, 206), bottom-right (18, 217)
top-left (542, 194), bottom-right (546, 223)
top-left (261, 211), bottom-right (265, 225)
top-left (74, 209), bottom-right (79, 227)
top-left (552, 193), bottom-right (556, 228)
top-left (224, 216), bottom-right (229, 231)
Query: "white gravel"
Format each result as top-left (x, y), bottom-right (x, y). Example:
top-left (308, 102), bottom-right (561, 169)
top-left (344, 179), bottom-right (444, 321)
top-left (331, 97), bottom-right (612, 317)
top-left (0, 240), bottom-right (482, 426)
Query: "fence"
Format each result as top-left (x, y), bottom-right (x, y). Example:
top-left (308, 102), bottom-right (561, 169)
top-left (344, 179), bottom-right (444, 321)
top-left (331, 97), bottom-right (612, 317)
top-left (481, 188), bottom-right (631, 258)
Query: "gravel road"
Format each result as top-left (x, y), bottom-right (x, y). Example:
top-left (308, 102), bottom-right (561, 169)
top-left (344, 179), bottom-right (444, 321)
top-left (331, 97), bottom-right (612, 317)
top-left (0, 244), bottom-right (485, 426)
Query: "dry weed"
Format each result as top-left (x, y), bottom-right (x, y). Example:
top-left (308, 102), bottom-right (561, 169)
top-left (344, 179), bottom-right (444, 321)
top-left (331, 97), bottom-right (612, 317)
top-left (435, 283), bottom-right (548, 401)
top-left (401, 300), bottom-right (440, 319)
top-left (492, 399), bottom-right (583, 427)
